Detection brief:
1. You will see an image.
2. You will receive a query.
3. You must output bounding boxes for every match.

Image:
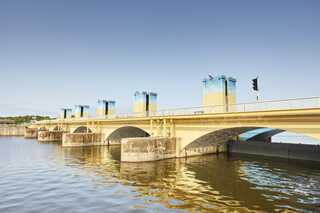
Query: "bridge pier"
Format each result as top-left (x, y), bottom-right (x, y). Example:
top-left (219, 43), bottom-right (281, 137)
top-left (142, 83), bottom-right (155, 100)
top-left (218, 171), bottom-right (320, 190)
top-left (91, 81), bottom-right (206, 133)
top-left (107, 140), bottom-right (121, 146)
top-left (24, 128), bottom-right (38, 139)
top-left (62, 133), bottom-right (107, 147)
top-left (38, 131), bottom-right (63, 142)
top-left (121, 137), bottom-right (227, 162)
top-left (181, 144), bottom-right (227, 158)
top-left (121, 137), bottom-right (179, 162)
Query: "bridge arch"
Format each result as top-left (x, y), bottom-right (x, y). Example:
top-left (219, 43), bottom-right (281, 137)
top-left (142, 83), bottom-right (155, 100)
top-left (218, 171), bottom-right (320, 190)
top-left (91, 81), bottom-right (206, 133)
top-left (245, 129), bottom-right (285, 142)
top-left (182, 126), bottom-right (318, 150)
top-left (73, 126), bottom-right (92, 133)
top-left (106, 126), bottom-right (150, 144)
top-left (53, 126), bottom-right (63, 131)
top-left (184, 127), bottom-right (262, 150)
top-left (38, 126), bottom-right (47, 131)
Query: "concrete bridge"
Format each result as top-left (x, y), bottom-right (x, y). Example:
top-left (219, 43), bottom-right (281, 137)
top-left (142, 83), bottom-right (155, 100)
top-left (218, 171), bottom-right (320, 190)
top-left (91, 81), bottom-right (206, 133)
top-left (31, 97), bottom-right (320, 161)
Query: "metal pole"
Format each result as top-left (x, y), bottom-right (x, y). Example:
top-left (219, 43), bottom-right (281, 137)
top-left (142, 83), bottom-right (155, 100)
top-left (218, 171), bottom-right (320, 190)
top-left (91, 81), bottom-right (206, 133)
top-left (257, 77), bottom-right (260, 101)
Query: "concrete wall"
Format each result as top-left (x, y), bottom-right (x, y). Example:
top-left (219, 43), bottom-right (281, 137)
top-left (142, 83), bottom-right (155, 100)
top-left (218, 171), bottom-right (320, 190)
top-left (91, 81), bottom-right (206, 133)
top-left (121, 137), bottom-right (179, 162)
top-left (121, 137), bottom-right (227, 162)
top-left (0, 126), bottom-right (25, 136)
top-left (38, 131), bottom-right (63, 142)
top-left (228, 140), bottom-right (320, 161)
top-left (182, 143), bottom-right (227, 158)
top-left (62, 133), bottom-right (106, 147)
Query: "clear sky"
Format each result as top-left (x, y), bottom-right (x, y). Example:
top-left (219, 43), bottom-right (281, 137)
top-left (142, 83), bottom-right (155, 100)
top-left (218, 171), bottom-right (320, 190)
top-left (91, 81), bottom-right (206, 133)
top-left (1, 0), bottom-right (319, 117)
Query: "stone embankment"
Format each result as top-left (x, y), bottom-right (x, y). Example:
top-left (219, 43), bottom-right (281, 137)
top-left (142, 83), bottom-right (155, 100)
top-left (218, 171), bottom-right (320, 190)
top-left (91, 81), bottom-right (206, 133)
top-left (0, 126), bottom-right (25, 136)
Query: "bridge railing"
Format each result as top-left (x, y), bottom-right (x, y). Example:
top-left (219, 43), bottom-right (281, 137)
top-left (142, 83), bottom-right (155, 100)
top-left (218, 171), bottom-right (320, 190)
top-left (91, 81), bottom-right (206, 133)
top-left (147, 96), bottom-right (320, 117)
top-left (38, 96), bottom-right (320, 123)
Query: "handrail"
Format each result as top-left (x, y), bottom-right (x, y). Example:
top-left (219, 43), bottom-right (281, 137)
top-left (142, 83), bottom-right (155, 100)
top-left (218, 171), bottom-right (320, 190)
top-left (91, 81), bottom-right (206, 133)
top-left (37, 96), bottom-right (320, 123)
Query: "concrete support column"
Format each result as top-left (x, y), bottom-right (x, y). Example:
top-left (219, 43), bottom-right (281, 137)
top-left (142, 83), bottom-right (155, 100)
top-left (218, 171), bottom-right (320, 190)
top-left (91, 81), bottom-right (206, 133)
top-left (62, 133), bottom-right (103, 147)
top-left (38, 131), bottom-right (63, 142)
top-left (24, 128), bottom-right (38, 138)
top-left (121, 137), bottom-right (180, 162)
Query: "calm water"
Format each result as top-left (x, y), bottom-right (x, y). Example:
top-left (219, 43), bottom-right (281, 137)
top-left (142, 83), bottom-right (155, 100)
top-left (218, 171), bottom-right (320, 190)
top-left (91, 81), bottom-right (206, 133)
top-left (0, 137), bottom-right (320, 213)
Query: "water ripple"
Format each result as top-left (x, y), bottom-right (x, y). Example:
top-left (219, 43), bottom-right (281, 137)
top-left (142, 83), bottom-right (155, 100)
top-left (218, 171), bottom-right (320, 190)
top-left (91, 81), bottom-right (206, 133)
top-left (0, 138), bottom-right (320, 212)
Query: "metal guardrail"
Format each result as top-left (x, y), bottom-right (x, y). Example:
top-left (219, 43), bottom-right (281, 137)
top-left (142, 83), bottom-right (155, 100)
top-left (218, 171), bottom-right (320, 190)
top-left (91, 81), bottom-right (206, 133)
top-left (38, 96), bottom-right (320, 123)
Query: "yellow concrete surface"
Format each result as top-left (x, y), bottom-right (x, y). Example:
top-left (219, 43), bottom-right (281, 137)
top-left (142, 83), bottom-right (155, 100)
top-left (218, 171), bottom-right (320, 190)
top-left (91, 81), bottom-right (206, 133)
top-left (108, 109), bottom-right (115, 115)
top-left (75, 112), bottom-right (81, 118)
top-left (149, 103), bottom-right (157, 112)
top-left (97, 109), bottom-right (105, 116)
top-left (32, 108), bottom-right (320, 149)
top-left (203, 93), bottom-right (226, 113)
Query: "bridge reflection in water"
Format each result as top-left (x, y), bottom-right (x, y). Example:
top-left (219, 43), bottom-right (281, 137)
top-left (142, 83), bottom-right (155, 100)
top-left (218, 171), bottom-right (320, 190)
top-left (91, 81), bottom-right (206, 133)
top-left (59, 145), bottom-right (320, 212)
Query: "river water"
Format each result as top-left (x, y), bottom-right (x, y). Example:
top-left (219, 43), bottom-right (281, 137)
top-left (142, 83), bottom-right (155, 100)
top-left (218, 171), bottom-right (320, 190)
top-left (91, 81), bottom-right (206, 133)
top-left (0, 137), bottom-right (319, 213)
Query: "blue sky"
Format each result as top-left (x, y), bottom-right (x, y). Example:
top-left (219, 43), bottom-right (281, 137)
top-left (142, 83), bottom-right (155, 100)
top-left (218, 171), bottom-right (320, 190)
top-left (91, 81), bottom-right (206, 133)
top-left (1, 0), bottom-right (319, 117)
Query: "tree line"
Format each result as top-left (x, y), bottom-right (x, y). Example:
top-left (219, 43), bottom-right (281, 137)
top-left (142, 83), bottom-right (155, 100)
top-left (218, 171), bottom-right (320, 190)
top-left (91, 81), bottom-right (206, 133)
top-left (0, 116), bottom-right (52, 125)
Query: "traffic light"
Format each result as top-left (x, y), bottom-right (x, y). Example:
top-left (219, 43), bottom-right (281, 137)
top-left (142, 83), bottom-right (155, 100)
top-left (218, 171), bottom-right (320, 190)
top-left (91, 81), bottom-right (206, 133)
top-left (252, 78), bottom-right (258, 91)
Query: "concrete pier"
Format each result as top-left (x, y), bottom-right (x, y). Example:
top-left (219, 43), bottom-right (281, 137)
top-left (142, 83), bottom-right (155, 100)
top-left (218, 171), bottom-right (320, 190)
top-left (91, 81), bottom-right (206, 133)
top-left (24, 128), bottom-right (38, 138)
top-left (62, 133), bottom-right (106, 147)
top-left (0, 126), bottom-right (25, 136)
top-left (121, 137), bottom-right (180, 162)
top-left (121, 137), bottom-right (226, 162)
top-left (107, 140), bottom-right (121, 146)
top-left (182, 143), bottom-right (227, 158)
top-left (38, 131), bottom-right (63, 142)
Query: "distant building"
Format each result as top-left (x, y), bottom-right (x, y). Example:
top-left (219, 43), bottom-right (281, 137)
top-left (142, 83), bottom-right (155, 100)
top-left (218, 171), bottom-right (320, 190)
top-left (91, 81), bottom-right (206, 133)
top-left (0, 120), bottom-right (14, 125)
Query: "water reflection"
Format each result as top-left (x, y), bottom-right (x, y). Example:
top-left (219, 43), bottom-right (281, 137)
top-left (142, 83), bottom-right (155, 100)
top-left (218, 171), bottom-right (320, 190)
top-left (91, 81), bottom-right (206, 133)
top-left (58, 145), bottom-right (320, 212)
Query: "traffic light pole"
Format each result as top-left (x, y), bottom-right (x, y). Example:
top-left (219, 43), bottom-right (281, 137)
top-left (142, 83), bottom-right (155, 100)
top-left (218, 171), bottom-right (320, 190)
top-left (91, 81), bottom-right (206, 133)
top-left (256, 77), bottom-right (259, 101)
top-left (252, 77), bottom-right (259, 101)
